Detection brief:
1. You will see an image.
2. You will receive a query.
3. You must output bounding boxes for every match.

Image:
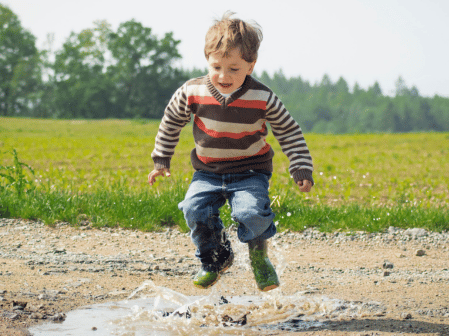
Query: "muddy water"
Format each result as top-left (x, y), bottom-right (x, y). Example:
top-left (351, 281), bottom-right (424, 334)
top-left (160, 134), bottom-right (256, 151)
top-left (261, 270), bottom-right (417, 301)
top-left (29, 280), bottom-right (386, 335)
top-left (29, 230), bottom-right (386, 335)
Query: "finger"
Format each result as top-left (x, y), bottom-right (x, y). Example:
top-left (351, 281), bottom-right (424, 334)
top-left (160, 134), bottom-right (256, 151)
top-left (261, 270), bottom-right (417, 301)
top-left (148, 172), bottom-right (159, 185)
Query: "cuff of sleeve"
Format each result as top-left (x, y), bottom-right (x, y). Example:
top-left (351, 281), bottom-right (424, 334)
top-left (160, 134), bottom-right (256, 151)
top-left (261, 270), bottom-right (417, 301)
top-left (292, 169), bottom-right (314, 186)
top-left (153, 157), bottom-right (171, 170)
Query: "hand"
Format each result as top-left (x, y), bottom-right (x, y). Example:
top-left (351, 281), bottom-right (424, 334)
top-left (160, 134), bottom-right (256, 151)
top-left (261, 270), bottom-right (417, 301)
top-left (297, 179), bottom-right (312, 192)
top-left (148, 168), bottom-right (171, 186)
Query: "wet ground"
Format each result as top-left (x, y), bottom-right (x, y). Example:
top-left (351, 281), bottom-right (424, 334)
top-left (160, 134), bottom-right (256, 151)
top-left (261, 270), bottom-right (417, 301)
top-left (1, 218), bottom-right (448, 335)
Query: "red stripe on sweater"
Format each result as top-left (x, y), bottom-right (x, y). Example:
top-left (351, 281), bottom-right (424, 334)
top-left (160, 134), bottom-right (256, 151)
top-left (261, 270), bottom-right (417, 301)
top-left (197, 143), bottom-right (271, 164)
top-left (228, 99), bottom-right (266, 109)
top-left (194, 116), bottom-right (266, 139)
top-left (188, 96), bottom-right (220, 106)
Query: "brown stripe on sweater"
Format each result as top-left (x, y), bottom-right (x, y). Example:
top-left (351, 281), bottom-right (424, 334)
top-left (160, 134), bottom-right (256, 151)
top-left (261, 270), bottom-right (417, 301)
top-left (193, 123), bottom-right (269, 150)
top-left (189, 104), bottom-right (265, 124)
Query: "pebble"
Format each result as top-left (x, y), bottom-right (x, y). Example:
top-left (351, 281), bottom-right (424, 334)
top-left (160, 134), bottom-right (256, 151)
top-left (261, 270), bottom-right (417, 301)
top-left (404, 228), bottom-right (428, 239)
top-left (29, 312), bottom-right (44, 319)
top-left (416, 249), bottom-right (426, 256)
top-left (382, 261), bottom-right (394, 269)
top-left (48, 312), bottom-right (67, 322)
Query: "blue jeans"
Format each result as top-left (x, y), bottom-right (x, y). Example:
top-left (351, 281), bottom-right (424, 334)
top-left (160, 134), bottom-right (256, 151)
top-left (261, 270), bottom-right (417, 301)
top-left (178, 170), bottom-right (276, 263)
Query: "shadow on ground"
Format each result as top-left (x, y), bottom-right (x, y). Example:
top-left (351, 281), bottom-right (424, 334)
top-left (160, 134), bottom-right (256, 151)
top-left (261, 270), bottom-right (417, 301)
top-left (303, 318), bottom-right (449, 335)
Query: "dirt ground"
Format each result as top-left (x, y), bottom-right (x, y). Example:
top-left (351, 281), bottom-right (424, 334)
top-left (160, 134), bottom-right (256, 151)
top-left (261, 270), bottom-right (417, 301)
top-left (0, 219), bottom-right (448, 335)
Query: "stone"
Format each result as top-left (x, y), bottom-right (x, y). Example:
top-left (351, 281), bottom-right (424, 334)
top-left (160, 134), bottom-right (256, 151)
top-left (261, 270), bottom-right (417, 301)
top-left (29, 312), bottom-right (44, 319)
top-left (48, 312), bottom-right (66, 322)
top-left (12, 301), bottom-right (27, 310)
top-left (4, 312), bottom-right (20, 320)
top-left (404, 228), bottom-right (428, 239)
top-left (383, 261), bottom-right (394, 269)
top-left (416, 249), bottom-right (426, 257)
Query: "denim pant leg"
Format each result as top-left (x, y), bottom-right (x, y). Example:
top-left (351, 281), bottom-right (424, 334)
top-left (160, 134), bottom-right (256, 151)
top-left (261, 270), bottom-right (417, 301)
top-left (178, 171), bottom-right (227, 262)
top-left (228, 171), bottom-right (276, 243)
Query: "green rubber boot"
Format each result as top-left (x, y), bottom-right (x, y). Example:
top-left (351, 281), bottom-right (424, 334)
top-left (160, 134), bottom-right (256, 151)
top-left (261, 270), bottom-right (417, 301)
top-left (248, 238), bottom-right (279, 291)
top-left (193, 247), bottom-right (234, 289)
top-left (193, 268), bottom-right (220, 289)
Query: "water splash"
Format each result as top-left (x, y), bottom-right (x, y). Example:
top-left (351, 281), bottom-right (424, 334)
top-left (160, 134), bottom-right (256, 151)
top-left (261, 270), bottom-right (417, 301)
top-left (29, 280), bottom-right (386, 336)
top-left (29, 227), bottom-right (386, 335)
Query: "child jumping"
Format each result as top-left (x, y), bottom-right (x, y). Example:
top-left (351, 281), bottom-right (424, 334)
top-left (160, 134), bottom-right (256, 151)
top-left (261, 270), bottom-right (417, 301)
top-left (148, 12), bottom-right (314, 292)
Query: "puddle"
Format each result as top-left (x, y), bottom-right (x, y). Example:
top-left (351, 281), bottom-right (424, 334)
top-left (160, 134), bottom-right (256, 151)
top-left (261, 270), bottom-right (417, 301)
top-left (29, 280), bottom-right (386, 336)
top-left (28, 230), bottom-right (386, 335)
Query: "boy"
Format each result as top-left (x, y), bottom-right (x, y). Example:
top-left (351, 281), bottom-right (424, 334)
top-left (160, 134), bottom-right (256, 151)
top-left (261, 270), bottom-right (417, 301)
top-left (148, 12), bottom-right (313, 292)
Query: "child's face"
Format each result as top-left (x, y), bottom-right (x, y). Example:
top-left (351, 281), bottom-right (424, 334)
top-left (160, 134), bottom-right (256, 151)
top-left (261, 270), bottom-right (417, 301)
top-left (207, 48), bottom-right (256, 94)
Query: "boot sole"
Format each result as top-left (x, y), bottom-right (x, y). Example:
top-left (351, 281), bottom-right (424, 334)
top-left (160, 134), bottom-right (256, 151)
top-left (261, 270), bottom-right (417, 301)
top-left (259, 283), bottom-right (279, 292)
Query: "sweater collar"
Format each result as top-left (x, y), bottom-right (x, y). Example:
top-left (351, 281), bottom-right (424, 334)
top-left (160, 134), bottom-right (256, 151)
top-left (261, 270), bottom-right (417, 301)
top-left (206, 75), bottom-right (253, 107)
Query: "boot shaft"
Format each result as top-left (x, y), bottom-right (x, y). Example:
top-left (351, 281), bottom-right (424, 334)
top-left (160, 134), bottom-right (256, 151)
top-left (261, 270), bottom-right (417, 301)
top-left (248, 237), bottom-right (268, 260)
top-left (247, 237), bottom-right (279, 291)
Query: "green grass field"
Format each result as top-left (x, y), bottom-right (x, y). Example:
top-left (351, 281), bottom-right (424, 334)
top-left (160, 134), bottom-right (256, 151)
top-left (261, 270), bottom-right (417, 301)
top-left (1, 117), bottom-right (448, 232)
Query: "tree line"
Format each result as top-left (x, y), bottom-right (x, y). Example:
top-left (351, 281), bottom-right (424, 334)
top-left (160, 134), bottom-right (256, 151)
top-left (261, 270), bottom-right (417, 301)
top-left (1, 3), bottom-right (448, 133)
top-left (257, 71), bottom-right (449, 133)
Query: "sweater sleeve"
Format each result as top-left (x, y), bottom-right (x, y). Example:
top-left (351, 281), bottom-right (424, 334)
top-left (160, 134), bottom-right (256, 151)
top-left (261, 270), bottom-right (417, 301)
top-left (265, 92), bottom-right (314, 185)
top-left (151, 83), bottom-right (191, 170)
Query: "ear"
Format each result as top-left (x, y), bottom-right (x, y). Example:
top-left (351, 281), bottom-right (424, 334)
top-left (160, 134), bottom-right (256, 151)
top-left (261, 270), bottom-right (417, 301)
top-left (247, 60), bottom-right (256, 75)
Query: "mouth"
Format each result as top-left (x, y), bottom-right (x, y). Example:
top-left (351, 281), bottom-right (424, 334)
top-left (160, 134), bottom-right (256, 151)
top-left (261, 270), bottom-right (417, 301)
top-left (219, 83), bottom-right (232, 89)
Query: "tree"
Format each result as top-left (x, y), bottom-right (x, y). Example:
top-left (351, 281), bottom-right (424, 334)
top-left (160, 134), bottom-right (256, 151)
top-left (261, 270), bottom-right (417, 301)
top-left (0, 4), bottom-right (40, 115)
top-left (368, 81), bottom-right (383, 98)
top-left (107, 20), bottom-right (186, 118)
top-left (394, 104), bottom-right (412, 132)
top-left (378, 102), bottom-right (396, 132)
top-left (335, 77), bottom-right (349, 94)
top-left (51, 21), bottom-right (115, 118)
top-left (395, 76), bottom-right (410, 96)
top-left (352, 82), bottom-right (364, 96)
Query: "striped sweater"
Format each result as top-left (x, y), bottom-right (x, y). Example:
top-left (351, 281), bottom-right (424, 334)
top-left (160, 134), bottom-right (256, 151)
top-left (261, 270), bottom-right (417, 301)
top-left (151, 75), bottom-right (314, 184)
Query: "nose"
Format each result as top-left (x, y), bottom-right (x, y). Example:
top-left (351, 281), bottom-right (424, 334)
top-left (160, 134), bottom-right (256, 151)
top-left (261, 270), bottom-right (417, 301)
top-left (218, 70), bottom-right (226, 80)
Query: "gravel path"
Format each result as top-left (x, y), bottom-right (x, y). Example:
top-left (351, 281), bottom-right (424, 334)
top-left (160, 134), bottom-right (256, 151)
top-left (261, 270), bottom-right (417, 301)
top-left (1, 218), bottom-right (448, 335)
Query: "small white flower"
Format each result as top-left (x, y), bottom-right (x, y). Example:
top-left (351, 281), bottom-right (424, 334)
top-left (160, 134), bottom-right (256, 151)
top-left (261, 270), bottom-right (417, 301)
top-left (287, 212), bottom-right (291, 217)
top-left (275, 221), bottom-right (279, 226)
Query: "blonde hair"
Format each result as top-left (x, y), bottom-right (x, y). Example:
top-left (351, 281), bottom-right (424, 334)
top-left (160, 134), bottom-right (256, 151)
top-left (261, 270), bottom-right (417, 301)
top-left (204, 11), bottom-right (263, 63)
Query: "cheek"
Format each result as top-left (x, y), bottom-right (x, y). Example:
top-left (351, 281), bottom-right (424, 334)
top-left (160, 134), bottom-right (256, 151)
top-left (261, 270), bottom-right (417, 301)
top-left (210, 73), bottom-right (219, 83)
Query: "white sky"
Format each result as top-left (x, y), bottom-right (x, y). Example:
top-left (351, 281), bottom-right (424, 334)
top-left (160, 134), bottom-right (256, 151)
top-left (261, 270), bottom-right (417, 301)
top-left (4, 0), bottom-right (449, 97)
